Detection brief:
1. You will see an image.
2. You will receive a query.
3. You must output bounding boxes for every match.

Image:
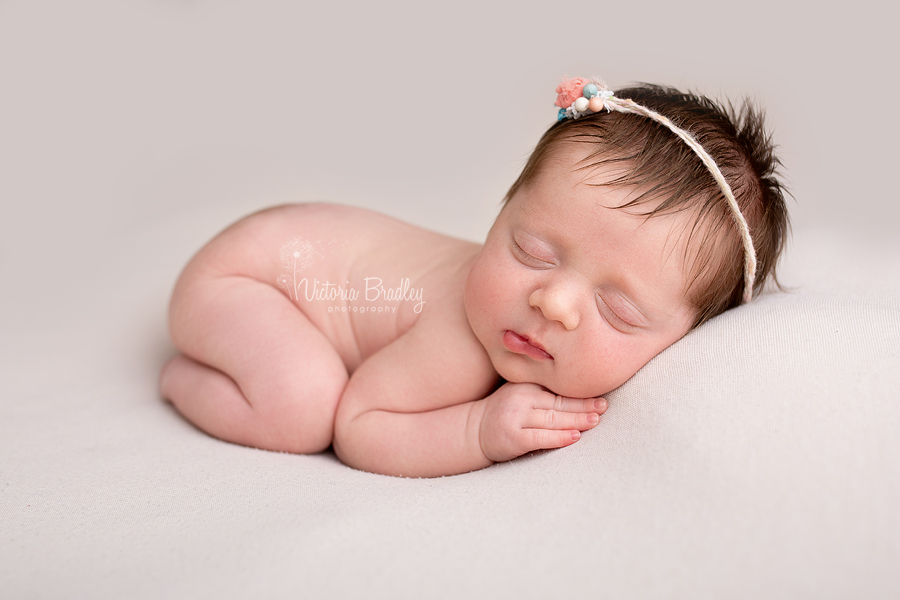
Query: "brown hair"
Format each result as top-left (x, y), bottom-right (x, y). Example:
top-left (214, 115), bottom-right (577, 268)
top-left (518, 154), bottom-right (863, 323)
top-left (504, 83), bottom-right (790, 327)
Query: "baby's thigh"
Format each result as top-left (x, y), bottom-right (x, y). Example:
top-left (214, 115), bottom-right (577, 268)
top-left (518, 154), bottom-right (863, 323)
top-left (168, 270), bottom-right (348, 440)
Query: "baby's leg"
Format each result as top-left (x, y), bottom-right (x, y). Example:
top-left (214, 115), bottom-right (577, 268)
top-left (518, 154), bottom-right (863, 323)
top-left (160, 274), bottom-right (347, 454)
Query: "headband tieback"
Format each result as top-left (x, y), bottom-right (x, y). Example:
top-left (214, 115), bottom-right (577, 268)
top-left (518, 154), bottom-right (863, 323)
top-left (554, 76), bottom-right (758, 304)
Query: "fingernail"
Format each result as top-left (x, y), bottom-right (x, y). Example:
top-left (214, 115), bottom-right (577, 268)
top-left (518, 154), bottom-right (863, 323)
top-left (571, 431), bottom-right (580, 441)
top-left (593, 399), bottom-right (607, 410)
top-left (588, 413), bottom-right (600, 424)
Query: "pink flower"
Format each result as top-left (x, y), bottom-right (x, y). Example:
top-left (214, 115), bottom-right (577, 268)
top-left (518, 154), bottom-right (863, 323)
top-left (555, 77), bottom-right (590, 108)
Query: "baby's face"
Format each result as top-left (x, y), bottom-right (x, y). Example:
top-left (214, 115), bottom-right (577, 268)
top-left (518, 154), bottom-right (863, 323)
top-left (465, 144), bottom-right (698, 398)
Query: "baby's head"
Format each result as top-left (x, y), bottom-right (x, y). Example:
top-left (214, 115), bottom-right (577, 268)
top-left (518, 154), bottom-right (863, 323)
top-left (465, 77), bottom-right (789, 398)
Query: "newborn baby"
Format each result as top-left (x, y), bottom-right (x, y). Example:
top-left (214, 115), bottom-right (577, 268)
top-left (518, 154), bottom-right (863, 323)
top-left (159, 77), bottom-right (789, 477)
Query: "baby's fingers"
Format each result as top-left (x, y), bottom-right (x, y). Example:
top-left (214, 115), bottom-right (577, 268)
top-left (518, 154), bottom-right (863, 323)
top-left (539, 395), bottom-right (608, 415)
top-left (525, 428), bottom-right (583, 451)
top-left (528, 406), bottom-right (602, 432)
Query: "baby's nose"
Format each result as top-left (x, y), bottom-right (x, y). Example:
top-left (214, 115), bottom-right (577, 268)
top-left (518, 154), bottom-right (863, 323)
top-left (529, 286), bottom-right (579, 330)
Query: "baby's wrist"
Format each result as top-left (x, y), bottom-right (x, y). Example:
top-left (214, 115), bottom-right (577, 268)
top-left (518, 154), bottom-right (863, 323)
top-left (466, 398), bottom-right (493, 466)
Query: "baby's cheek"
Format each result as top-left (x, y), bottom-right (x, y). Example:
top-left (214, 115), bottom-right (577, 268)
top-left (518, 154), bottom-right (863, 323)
top-left (567, 338), bottom-right (634, 396)
top-left (603, 341), bottom-right (666, 391)
top-left (466, 258), bottom-right (503, 314)
top-left (464, 267), bottom-right (495, 337)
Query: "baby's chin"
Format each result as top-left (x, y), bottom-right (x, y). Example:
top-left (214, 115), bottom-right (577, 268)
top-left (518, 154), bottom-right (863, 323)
top-left (545, 381), bottom-right (615, 399)
top-left (494, 362), bottom-right (615, 399)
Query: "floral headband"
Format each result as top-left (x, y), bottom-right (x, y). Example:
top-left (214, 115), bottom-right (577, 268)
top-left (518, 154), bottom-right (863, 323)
top-left (554, 77), bottom-right (758, 303)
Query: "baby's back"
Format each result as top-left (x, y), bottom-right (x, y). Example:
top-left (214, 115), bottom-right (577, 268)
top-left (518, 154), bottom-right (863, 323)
top-left (173, 203), bottom-right (481, 373)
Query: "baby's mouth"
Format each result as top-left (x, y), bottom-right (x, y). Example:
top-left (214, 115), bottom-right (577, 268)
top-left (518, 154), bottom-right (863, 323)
top-left (502, 330), bottom-right (554, 361)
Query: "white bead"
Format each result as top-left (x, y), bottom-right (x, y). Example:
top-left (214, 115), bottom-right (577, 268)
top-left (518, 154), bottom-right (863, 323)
top-left (573, 97), bottom-right (589, 112)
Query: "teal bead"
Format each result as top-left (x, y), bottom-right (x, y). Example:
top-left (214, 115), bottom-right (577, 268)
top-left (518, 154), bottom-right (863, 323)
top-left (583, 83), bottom-right (598, 99)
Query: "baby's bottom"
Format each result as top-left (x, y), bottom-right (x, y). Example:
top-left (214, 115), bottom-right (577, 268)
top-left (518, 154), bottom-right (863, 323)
top-left (160, 275), bottom-right (348, 454)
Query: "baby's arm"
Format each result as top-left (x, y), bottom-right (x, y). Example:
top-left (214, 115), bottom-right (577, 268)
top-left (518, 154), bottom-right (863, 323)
top-left (333, 314), bottom-right (606, 477)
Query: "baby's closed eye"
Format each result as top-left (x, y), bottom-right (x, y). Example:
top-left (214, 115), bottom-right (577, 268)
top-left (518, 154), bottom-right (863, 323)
top-left (596, 293), bottom-right (641, 332)
top-left (512, 236), bottom-right (556, 268)
top-left (513, 242), bottom-right (553, 268)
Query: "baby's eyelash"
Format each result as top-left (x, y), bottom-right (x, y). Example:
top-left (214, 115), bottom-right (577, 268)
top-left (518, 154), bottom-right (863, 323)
top-left (597, 295), bottom-right (637, 331)
top-left (512, 241), bottom-right (554, 267)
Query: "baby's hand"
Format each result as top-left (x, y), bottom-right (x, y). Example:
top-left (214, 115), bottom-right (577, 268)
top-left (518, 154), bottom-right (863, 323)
top-left (478, 382), bottom-right (607, 463)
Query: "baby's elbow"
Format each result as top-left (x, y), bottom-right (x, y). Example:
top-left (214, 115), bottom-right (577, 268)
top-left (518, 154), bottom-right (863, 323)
top-left (332, 377), bottom-right (407, 475)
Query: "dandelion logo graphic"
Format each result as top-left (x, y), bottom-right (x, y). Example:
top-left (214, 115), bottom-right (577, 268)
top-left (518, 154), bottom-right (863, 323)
top-left (276, 237), bottom-right (318, 302)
